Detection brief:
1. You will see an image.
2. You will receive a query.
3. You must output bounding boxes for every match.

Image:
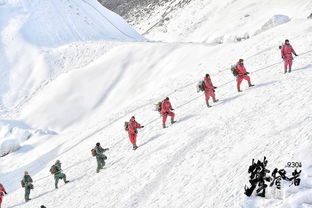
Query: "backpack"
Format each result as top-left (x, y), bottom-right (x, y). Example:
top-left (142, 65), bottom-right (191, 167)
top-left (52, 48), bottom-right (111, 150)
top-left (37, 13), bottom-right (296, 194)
top-left (91, 148), bottom-right (96, 157)
top-left (124, 122), bottom-right (129, 131)
top-left (50, 165), bottom-right (57, 174)
top-left (231, 65), bottom-right (238, 76)
top-left (196, 81), bottom-right (205, 92)
top-left (21, 180), bottom-right (25, 188)
top-left (155, 102), bottom-right (162, 113)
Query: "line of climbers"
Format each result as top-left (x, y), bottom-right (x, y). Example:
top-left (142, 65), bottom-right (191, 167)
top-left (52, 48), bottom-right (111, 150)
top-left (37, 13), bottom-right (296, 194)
top-left (123, 96), bottom-right (177, 151)
top-left (13, 161), bottom-right (70, 204)
top-left (0, 40), bottom-right (299, 206)
top-left (123, 39), bottom-right (298, 151)
top-left (2, 145), bottom-right (108, 205)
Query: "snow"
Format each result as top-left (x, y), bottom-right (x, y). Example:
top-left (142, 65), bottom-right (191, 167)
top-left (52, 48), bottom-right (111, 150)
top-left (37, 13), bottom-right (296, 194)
top-left (254, 15), bottom-right (291, 35)
top-left (0, 0), bottom-right (144, 155)
top-left (0, 0), bottom-right (144, 109)
top-left (0, 0), bottom-right (312, 208)
top-left (0, 119), bottom-right (56, 156)
top-left (129, 0), bottom-right (312, 43)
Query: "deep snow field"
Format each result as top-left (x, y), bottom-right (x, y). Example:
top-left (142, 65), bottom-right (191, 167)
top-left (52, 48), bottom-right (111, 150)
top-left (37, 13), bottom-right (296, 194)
top-left (0, 0), bottom-right (312, 207)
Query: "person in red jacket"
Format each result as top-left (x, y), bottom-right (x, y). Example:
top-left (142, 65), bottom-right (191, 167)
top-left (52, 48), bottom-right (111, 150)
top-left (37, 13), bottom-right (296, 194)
top-left (128, 116), bottom-right (144, 150)
top-left (236, 59), bottom-right (254, 92)
top-left (161, 97), bottom-right (176, 128)
top-left (281, 39), bottom-right (298, 73)
top-left (0, 184), bottom-right (7, 208)
top-left (203, 74), bottom-right (219, 107)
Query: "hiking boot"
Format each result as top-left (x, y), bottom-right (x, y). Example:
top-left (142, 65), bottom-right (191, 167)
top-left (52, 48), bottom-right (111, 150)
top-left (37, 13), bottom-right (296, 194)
top-left (171, 120), bottom-right (176, 124)
top-left (55, 185), bottom-right (58, 189)
top-left (284, 69), bottom-right (287, 74)
top-left (288, 69), bottom-right (291, 73)
top-left (96, 169), bottom-right (99, 173)
top-left (26, 199), bottom-right (31, 202)
top-left (132, 144), bottom-right (138, 150)
top-left (162, 124), bottom-right (166, 128)
top-left (249, 84), bottom-right (255, 87)
top-left (237, 86), bottom-right (242, 92)
top-left (65, 181), bottom-right (69, 184)
top-left (213, 99), bottom-right (219, 103)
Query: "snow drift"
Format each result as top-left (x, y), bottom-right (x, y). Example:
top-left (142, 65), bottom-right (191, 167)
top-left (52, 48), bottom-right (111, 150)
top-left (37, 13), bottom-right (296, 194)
top-left (0, 120), bottom-right (56, 156)
top-left (255, 15), bottom-right (291, 35)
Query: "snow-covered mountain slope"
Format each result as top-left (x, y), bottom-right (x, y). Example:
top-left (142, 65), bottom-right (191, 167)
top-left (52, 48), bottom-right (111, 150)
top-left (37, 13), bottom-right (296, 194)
top-left (1, 0), bottom-right (312, 208)
top-left (101, 0), bottom-right (312, 43)
top-left (0, 0), bottom-right (144, 155)
top-left (0, 0), bottom-right (144, 110)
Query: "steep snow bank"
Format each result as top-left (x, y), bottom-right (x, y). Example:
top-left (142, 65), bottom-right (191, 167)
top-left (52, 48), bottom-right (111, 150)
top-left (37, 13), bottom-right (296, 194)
top-left (0, 0), bottom-right (144, 111)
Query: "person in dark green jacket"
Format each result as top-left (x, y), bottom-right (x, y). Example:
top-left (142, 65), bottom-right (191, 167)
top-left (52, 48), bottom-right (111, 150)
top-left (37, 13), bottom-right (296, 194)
top-left (95, 142), bottom-right (109, 173)
top-left (22, 171), bottom-right (33, 202)
top-left (53, 160), bottom-right (69, 189)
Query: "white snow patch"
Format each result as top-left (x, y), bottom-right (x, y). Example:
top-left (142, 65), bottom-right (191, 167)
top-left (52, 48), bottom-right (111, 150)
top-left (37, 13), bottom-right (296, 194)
top-left (255, 15), bottom-right (291, 35)
top-left (0, 120), bottom-right (57, 156)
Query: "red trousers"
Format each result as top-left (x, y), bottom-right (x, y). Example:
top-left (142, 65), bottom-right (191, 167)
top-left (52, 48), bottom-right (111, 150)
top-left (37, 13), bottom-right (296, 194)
top-left (284, 59), bottom-right (293, 70)
top-left (162, 112), bottom-right (175, 125)
top-left (204, 90), bottom-right (215, 102)
top-left (237, 75), bottom-right (251, 87)
top-left (128, 133), bottom-right (137, 144)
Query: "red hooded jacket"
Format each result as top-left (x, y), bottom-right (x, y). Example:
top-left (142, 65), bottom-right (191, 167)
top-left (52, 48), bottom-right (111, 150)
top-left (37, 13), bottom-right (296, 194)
top-left (161, 100), bottom-right (173, 114)
top-left (128, 119), bottom-right (142, 134)
top-left (236, 61), bottom-right (248, 76)
top-left (281, 44), bottom-right (296, 60)
top-left (204, 77), bottom-right (215, 90)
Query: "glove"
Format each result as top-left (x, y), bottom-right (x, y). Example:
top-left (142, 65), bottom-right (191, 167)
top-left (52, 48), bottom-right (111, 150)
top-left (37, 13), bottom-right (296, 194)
top-left (171, 109), bottom-right (174, 111)
top-left (214, 86), bottom-right (217, 89)
top-left (4, 191), bottom-right (7, 195)
top-left (295, 54), bottom-right (298, 56)
top-left (244, 72), bottom-right (249, 76)
top-left (141, 126), bottom-right (144, 128)
top-left (282, 56), bottom-right (284, 59)
top-left (213, 89), bottom-right (215, 93)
